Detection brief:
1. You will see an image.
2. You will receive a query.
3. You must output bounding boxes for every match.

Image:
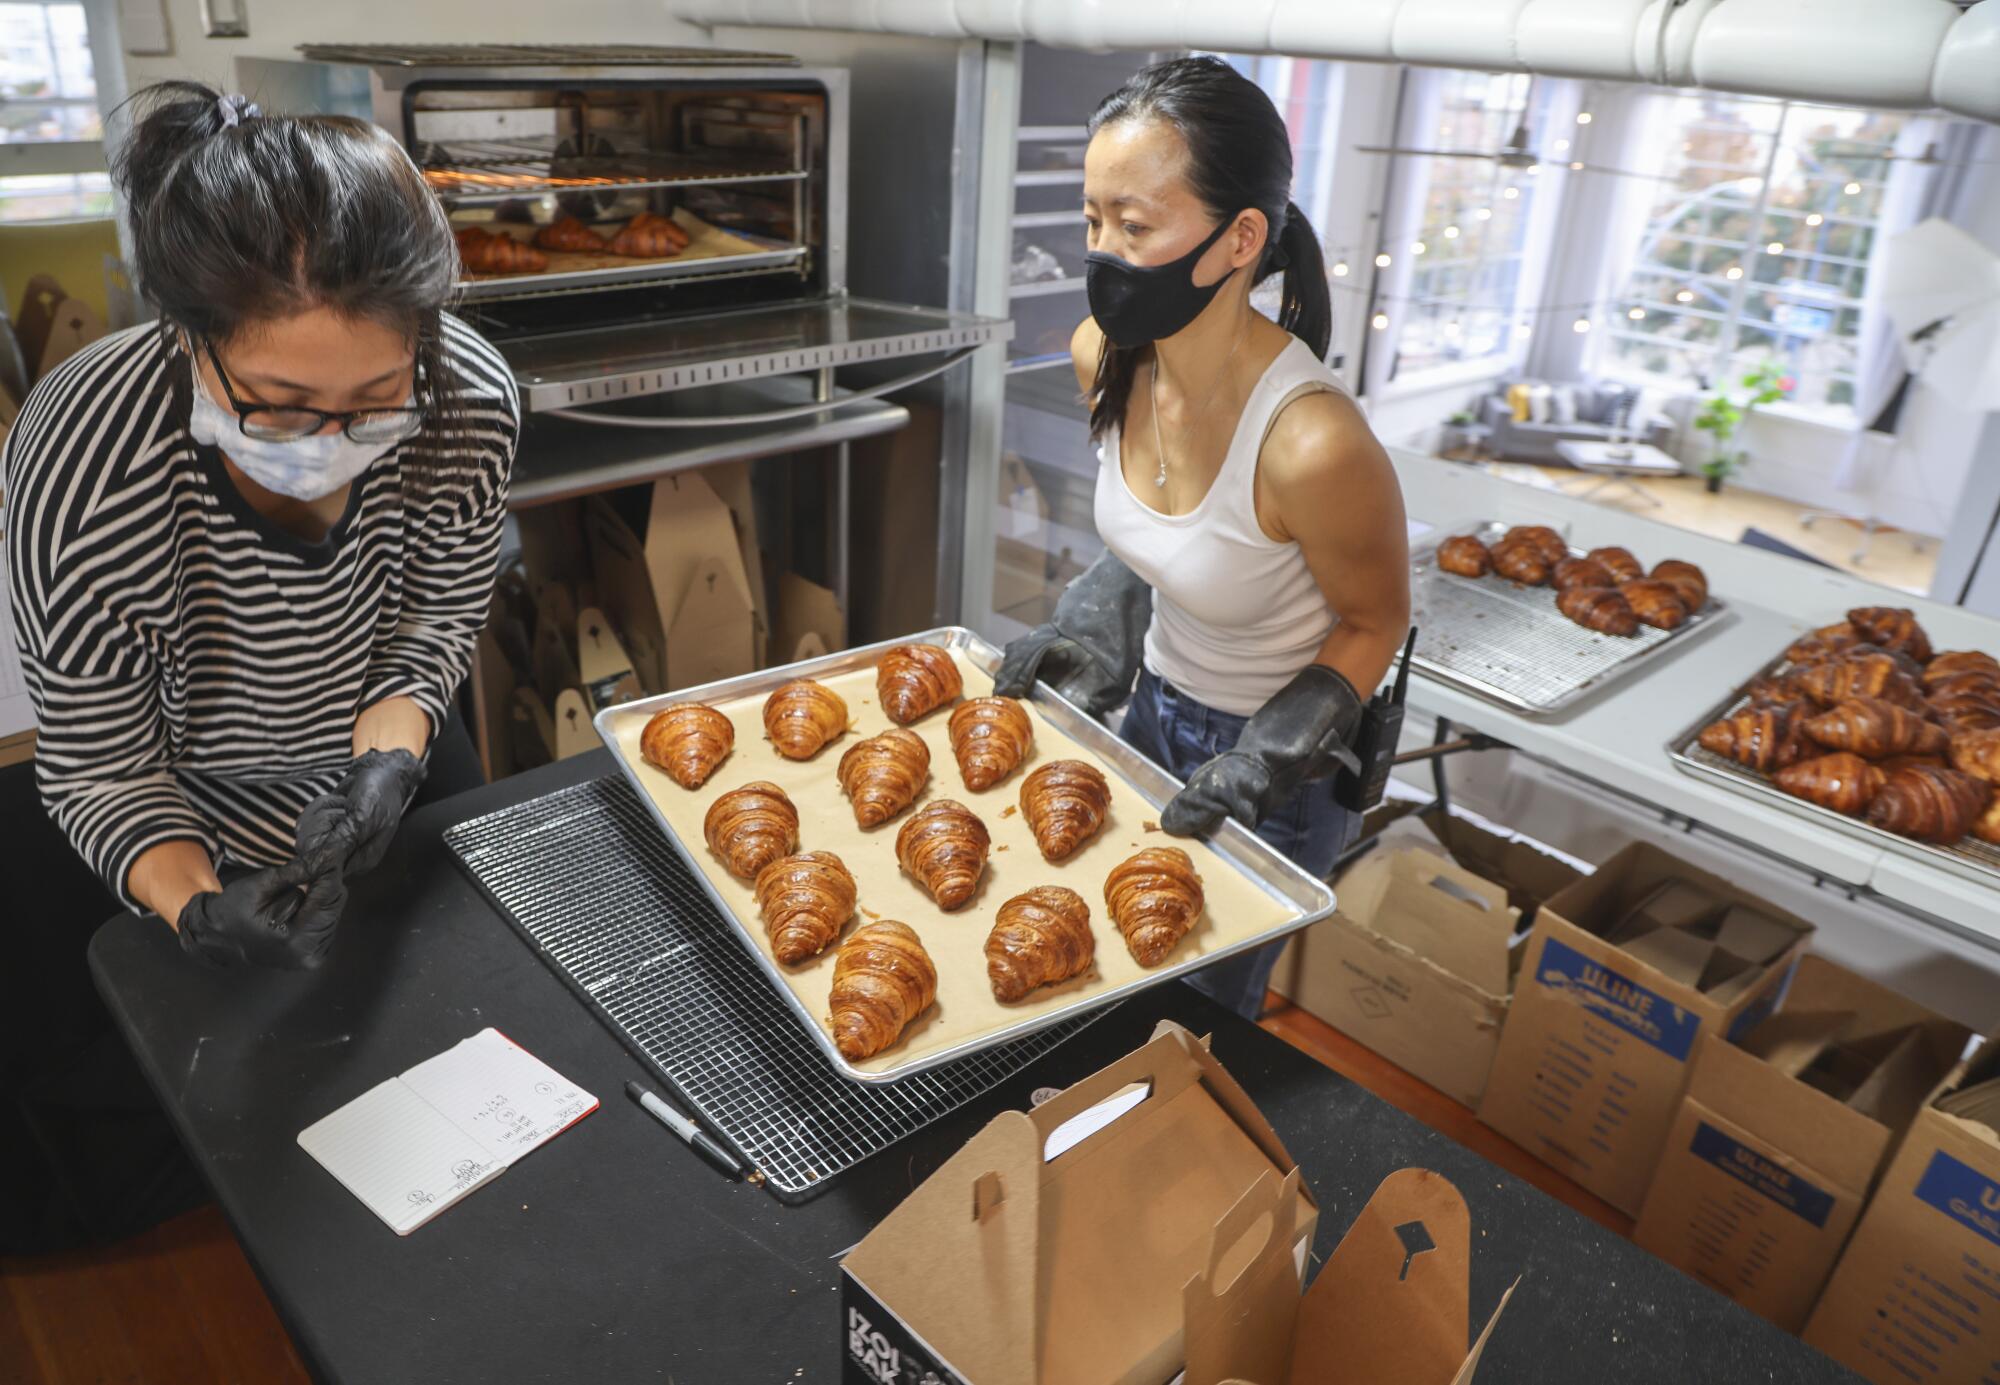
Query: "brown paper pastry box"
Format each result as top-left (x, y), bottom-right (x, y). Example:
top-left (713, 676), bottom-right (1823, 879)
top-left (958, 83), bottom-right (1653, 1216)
top-left (1631, 955), bottom-right (1971, 1333)
top-left (1803, 1027), bottom-right (2000, 1384)
top-left (839, 1021), bottom-right (1513, 1385)
top-left (1273, 806), bottom-right (1581, 1108)
top-left (1476, 842), bottom-right (1814, 1217)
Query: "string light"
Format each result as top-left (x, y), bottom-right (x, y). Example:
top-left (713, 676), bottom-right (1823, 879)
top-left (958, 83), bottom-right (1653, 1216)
top-left (1572, 316), bottom-right (1592, 333)
top-left (1503, 187), bottom-right (1519, 200)
top-left (1527, 165), bottom-right (1540, 177)
top-left (1332, 260), bottom-right (1350, 277)
top-left (1553, 138), bottom-right (1570, 153)
top-left (1570, 161), bottom-right (1584, 171)
top-left (1474, 207), bottom-right (1492, 220)
top-left (1371, 311), bottom-right (1390, 331)
top-left (1844, 181), bottom-right (1861, 195)
top-left (1628, 307), bottom-right (1647, 320)
top-left (1375, 251), bottom-right (1393, 267)
top-left (1725, 265), bottom-right (1744, 280)
top-left (1805, 212), bottom-right (1824, 226)
top-left (1766, 241), bottom-right (1785, 254)
top-left (1576, 111), bottom-right (1593, 125)
top-left (1443, 225), bottom-right (1460, 239)
top-left (1412, 240), bottom-right (1427, 254)
top-left (1675, 289), bottom-right (1695, 303)
top-left (1443, 320), bottom-right (1462, 338)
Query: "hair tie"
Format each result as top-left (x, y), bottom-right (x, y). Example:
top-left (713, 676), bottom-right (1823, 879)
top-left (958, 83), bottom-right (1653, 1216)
top-left (215, 93), bottom-right (260, 130)
top-left (1267, 243), bottom-right (1292, 272)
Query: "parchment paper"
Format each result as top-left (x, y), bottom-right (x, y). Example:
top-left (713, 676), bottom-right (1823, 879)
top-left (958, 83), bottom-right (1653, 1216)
top-left (607, 650), bottom-right (1299, 1075)
top-left (459, 208), bottom-right (773, 280)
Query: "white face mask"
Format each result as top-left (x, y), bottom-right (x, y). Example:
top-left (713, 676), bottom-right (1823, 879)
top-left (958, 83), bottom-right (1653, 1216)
top-left (187, 369), bottom-right (407, 503)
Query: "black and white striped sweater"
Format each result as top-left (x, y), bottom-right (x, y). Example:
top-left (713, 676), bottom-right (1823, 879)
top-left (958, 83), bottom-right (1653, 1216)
top-left (5, 317), bottom-right (518, 910)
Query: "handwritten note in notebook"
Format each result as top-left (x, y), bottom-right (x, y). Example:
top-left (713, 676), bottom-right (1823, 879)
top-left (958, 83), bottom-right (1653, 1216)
top-left (297, 1029), bottom-right (597, 1235)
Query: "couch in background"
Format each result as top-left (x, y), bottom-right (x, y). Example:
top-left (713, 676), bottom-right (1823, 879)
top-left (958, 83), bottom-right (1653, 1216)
top-left (1477, 378), bottom-right (1675, 464)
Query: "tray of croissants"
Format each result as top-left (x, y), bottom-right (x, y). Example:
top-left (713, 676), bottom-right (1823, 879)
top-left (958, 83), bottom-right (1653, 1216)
top-left (1412, 520), bottom-right (1728, 716)
top-left (593, 627), bottom-right (1336, 1082)
top-left (1671, 606), bottom-right (2000, 874)
top-left (451, 206), bottom-right (769, 281)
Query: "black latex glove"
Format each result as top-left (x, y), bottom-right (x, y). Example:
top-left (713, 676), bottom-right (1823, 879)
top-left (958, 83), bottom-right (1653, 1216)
top-left (177, 859), bottom-right (347, 970)
top-left (1161, 664), bottom-right (1366, 838)
top-left (294, 748), bottom-right (427, 879)
top-left (992, 550), bottom-right (1151, 717)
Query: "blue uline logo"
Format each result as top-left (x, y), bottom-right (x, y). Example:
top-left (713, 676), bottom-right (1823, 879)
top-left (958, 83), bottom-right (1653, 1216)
top-left (1913, 1149), bottom-right (2000, 1249)
top-left (1537, 936), bottom-right (1700, 1060)
top-left (1689, 1121), bottom-right (1836, 1228)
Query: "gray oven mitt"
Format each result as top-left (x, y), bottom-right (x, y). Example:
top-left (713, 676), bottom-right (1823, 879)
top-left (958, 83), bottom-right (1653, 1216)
top-left (992, 550), bottom-right (1151, 718)
top-left (1161, 664), bottom-right (1365, 838)
top-left (294, 748), bottom-right (427, 880)
top-left (178, 859), bottom-right (347, 970)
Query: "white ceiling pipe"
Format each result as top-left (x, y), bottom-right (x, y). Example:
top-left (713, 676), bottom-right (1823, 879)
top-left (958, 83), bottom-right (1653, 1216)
top-left (1390, 0), bottom-right (1535, 69)
top-left (1169, 0), bottom-right (1284, 55)
top-left (1935, 1), bottom-right (2000, 121)
top-left (1022, 0), bottom-right (1183, 51)
top-left (872, 1), bottom-right (972, 35)
top-left (1631, 0), bottom-right (1726, 85)
top-left (1692, 0), bottom-right (1965, 108)
top-left (1516, 0), bottom-right (1654, 79)
top-left (951, 0), bottom-right (1030, 40)
top-left (1265, 0), bottom-right (1400, 59)
top-left (805, 1), bottom-right (887, 31)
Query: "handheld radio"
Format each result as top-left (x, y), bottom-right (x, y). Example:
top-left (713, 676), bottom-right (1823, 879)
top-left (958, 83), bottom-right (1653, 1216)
top-left (1334, 627), bottom-right (1419, 814)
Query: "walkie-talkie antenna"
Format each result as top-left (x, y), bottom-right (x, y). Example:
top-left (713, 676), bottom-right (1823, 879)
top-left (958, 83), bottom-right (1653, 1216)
top-left (1390, 626), bottom-right (1418, 703)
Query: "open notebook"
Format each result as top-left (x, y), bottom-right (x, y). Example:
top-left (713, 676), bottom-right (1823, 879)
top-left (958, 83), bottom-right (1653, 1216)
top-left (298, 1028), bottom-right (597, 1235)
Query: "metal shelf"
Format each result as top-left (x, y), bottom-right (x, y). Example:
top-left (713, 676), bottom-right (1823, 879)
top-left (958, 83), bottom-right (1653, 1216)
top-left (458, 244), bottom-right (808, 303)
top-left (423, 150), bottom-right (807, 205)
top-left (1014, 168), bottom-right (1086, 187)
top-left (1010, 276), bottom-right (1086, 299)
top-left (1012, 209), bottom-right (1080, 229)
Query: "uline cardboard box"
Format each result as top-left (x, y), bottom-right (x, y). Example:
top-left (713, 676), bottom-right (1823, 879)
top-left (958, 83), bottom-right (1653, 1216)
top-left (1477, 842), bottom-right (1813, 1217)
top-left (1803, 1032), bottom-right (2000, 1385)
top-left (1632, 955), bottom-right (1971, 1332)
top-left (842, 1022), bottom-right (1512, 1385)
top-left (1274, 808), bottom-right (1581, 1108)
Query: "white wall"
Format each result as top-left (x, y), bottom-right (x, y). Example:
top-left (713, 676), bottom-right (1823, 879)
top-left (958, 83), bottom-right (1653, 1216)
top-left (114, 0), bottom-right (703, 92)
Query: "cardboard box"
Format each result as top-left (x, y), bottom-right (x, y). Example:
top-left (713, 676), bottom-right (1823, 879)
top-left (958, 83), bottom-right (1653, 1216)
top-left (1477, 842), bottom-right (1813, 1216)
top-left (1632, 955), bottom-right (1972, 1332)
top-left (1803, 1033), bottom-right (2000, 1384)
top-left (841, 1022), bottom-right (1318, 1385)
top-left (1274, 807), bottom-right (1581, 1108)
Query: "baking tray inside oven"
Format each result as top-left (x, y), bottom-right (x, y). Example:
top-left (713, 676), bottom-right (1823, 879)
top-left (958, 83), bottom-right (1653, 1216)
top-left (1667, 653), bottom-right (2000, 887)
top-left (1411, 520), bottom-right (1730, 716)
top-left (594, 627), bottom-right (1337, 1083)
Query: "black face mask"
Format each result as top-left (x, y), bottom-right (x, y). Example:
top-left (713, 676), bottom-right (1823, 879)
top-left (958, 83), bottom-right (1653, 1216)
top-left (1085, 217), bottom-right (1236, 349)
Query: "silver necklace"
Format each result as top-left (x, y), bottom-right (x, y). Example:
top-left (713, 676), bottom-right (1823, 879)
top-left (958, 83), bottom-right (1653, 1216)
top-left (1149, 327), bottom-right (1246, 488)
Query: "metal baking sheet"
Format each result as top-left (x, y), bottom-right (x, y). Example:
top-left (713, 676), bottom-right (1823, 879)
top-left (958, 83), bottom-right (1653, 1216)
top-left (594, 626), bottom-right (1336, 1084)
top-left (1667, 651), bottom-right (2000, 888)
top-left (1412, 519), bottom-right (1731, 716)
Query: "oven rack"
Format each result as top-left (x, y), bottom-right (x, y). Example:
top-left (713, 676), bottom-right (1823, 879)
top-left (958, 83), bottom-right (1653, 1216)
top-left (422, 150), bottom-right (808, 204)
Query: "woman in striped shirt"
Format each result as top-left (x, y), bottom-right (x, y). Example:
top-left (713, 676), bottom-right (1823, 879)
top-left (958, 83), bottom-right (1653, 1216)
top-left (4, 81), bottom-right (518, 1245)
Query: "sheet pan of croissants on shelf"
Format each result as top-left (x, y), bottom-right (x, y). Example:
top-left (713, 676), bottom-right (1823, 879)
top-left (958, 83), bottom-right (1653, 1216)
top-left (1435, 524), bottom-right (1712, 636)
top-left (604, 643), bottom-right (1299, 1075)
top-left (1691, 607), bottom-right (2000, 855)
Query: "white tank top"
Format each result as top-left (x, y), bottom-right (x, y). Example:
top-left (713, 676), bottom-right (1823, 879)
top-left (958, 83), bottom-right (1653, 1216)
top-left (1094, 336), bottom-right (1343, 717)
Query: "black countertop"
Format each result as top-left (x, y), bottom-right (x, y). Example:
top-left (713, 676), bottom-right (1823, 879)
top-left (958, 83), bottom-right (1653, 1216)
top-left (90, 751), bottom-right (1853, 1383)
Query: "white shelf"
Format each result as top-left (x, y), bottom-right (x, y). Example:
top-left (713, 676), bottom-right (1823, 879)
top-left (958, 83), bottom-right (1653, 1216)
top-left (1010, 277), bottom-right (1086, 299)
top-left (1014, 168), bottom-right (1086, 187)
top-left (1012, 209), bottom-right (1081, 230)
top-left (1018, 124), bottom-right (1089, 141)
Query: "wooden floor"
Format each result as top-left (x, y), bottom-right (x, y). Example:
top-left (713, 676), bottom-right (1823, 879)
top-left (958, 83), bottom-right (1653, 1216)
top-left (1468, 457), bottom-right (1941, 595)
top-left (2, 997), bottom-right (1631, 1383)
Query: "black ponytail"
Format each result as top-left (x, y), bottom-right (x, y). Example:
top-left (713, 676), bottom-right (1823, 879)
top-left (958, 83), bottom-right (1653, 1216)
top-left (1084, 57), bottom-right (1332, 442)
top-left (110, 80), bottom-right (467, 459)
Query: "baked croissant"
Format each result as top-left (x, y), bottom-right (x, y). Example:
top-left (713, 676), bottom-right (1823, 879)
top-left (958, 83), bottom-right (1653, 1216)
top-left (948, 696), bottom-right (1033, 791)
top-left (1557, 585), bottom-right (1639, 637)
top-left (703, 781), bottom-right (800, 879)
top-left (1878, 754), bottom-right (1949, 775)
top-left (533, 215), bottom-right (609, 253)
top-left (1586, 546), bottom-right (1643, 583)
top-left (1785, 623), bottom-right (1864, 666)
top-left (1620, 579), bottom-right (1690, 631)
top-left (1801, 696), bottom-right (1950, 759)
top-left (1104, 847), bottom-right (1205, 967)
top-left (454, 226), bottom-right (549, 273)
top-left (626, 210), bottom-right (690, 247)
top-left (1021, 759), bottom-right (1112, 861)
top-left (877, 643), bottom-right (963, 725)
top-left (754, 851), bottom-right (857, 965)
top-left (836, 728), bottom-right (930, 827)
top-left (1552, 556), bottom-right (1614, 592)
top-left (894, 799), bottom-right (990, 909)
top-left (1930, 684), bottom-right (2000, 734)
top-left (1949, 728), bottom-right (2000, 782)
top-left (639, 703), bottom-right (734, 789)
top-left (1698, 706), bottom-right (1812, 773)
top-left (1503, 525), bottom-right (1568, 565)
top-left (1651, 559), bottom-right (1708, 611)
top-left (1490, 542), bottom-right (1550, 586)
top-left (1774, 753), bottom-right (1886, 816)
top-left (1847, 607), bottom-right (1933, 665)
top-left (606, 212), bottom-right (685, 258)
top-left (1795, 655), bottom-right (1927, 711)
top-left (1973, 788), bottom-right (2000, 846)
top-left (1926, 669), bottom-right (2000, 701)
top-left (830, 920), bottom-right (937, 1061)
top-left (1866, 763), bottom-right (1989, 843)
top-left (1926, 651), bottom-right (2000, 685)
top-left (1437, 535), bottom-right (1492, 578)
top-left (985, 886), bottom-right (1095, 1002)
top-left (763, 678), bottom-right (848, 760)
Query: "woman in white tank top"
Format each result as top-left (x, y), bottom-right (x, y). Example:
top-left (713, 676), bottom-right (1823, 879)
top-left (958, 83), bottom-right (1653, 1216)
top-left (994, 58), bottom-right (1412, 1020)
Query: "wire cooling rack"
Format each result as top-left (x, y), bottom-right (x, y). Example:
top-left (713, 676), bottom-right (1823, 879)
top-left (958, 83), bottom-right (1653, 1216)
top-left (445, 775), bottom-right (1102, 1202)
top-left (1412, 520), bottom-right (1729, 716)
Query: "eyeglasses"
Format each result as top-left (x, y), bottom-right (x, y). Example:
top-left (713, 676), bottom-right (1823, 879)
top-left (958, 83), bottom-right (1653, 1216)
top-left (201, 338), bottom-right (427, 445)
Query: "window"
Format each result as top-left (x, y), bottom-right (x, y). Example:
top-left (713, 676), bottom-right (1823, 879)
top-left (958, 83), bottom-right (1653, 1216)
top-left (0, 0), bottom-right (108, 222)
top-left (1393, 71), bottom-right (1551, 376)
top-left (1593, 93), bottom-right (1907, 414)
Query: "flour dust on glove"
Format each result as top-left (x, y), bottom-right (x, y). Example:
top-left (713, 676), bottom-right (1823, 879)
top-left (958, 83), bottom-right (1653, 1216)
top-left (991, 550), bottom-right (1151, 718)
top-left (1160, 664), bottom-right (1365, 838)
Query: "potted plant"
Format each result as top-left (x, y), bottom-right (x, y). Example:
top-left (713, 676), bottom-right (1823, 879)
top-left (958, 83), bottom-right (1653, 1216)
top-left (1691, 360), bottom-right (1794, 493)
top-left (1439, 408), bottom-right (1479, 455)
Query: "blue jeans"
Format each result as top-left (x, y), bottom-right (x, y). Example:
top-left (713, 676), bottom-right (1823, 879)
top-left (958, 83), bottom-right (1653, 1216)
top-left (1120, 669), bottom-right (1354, 1021)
